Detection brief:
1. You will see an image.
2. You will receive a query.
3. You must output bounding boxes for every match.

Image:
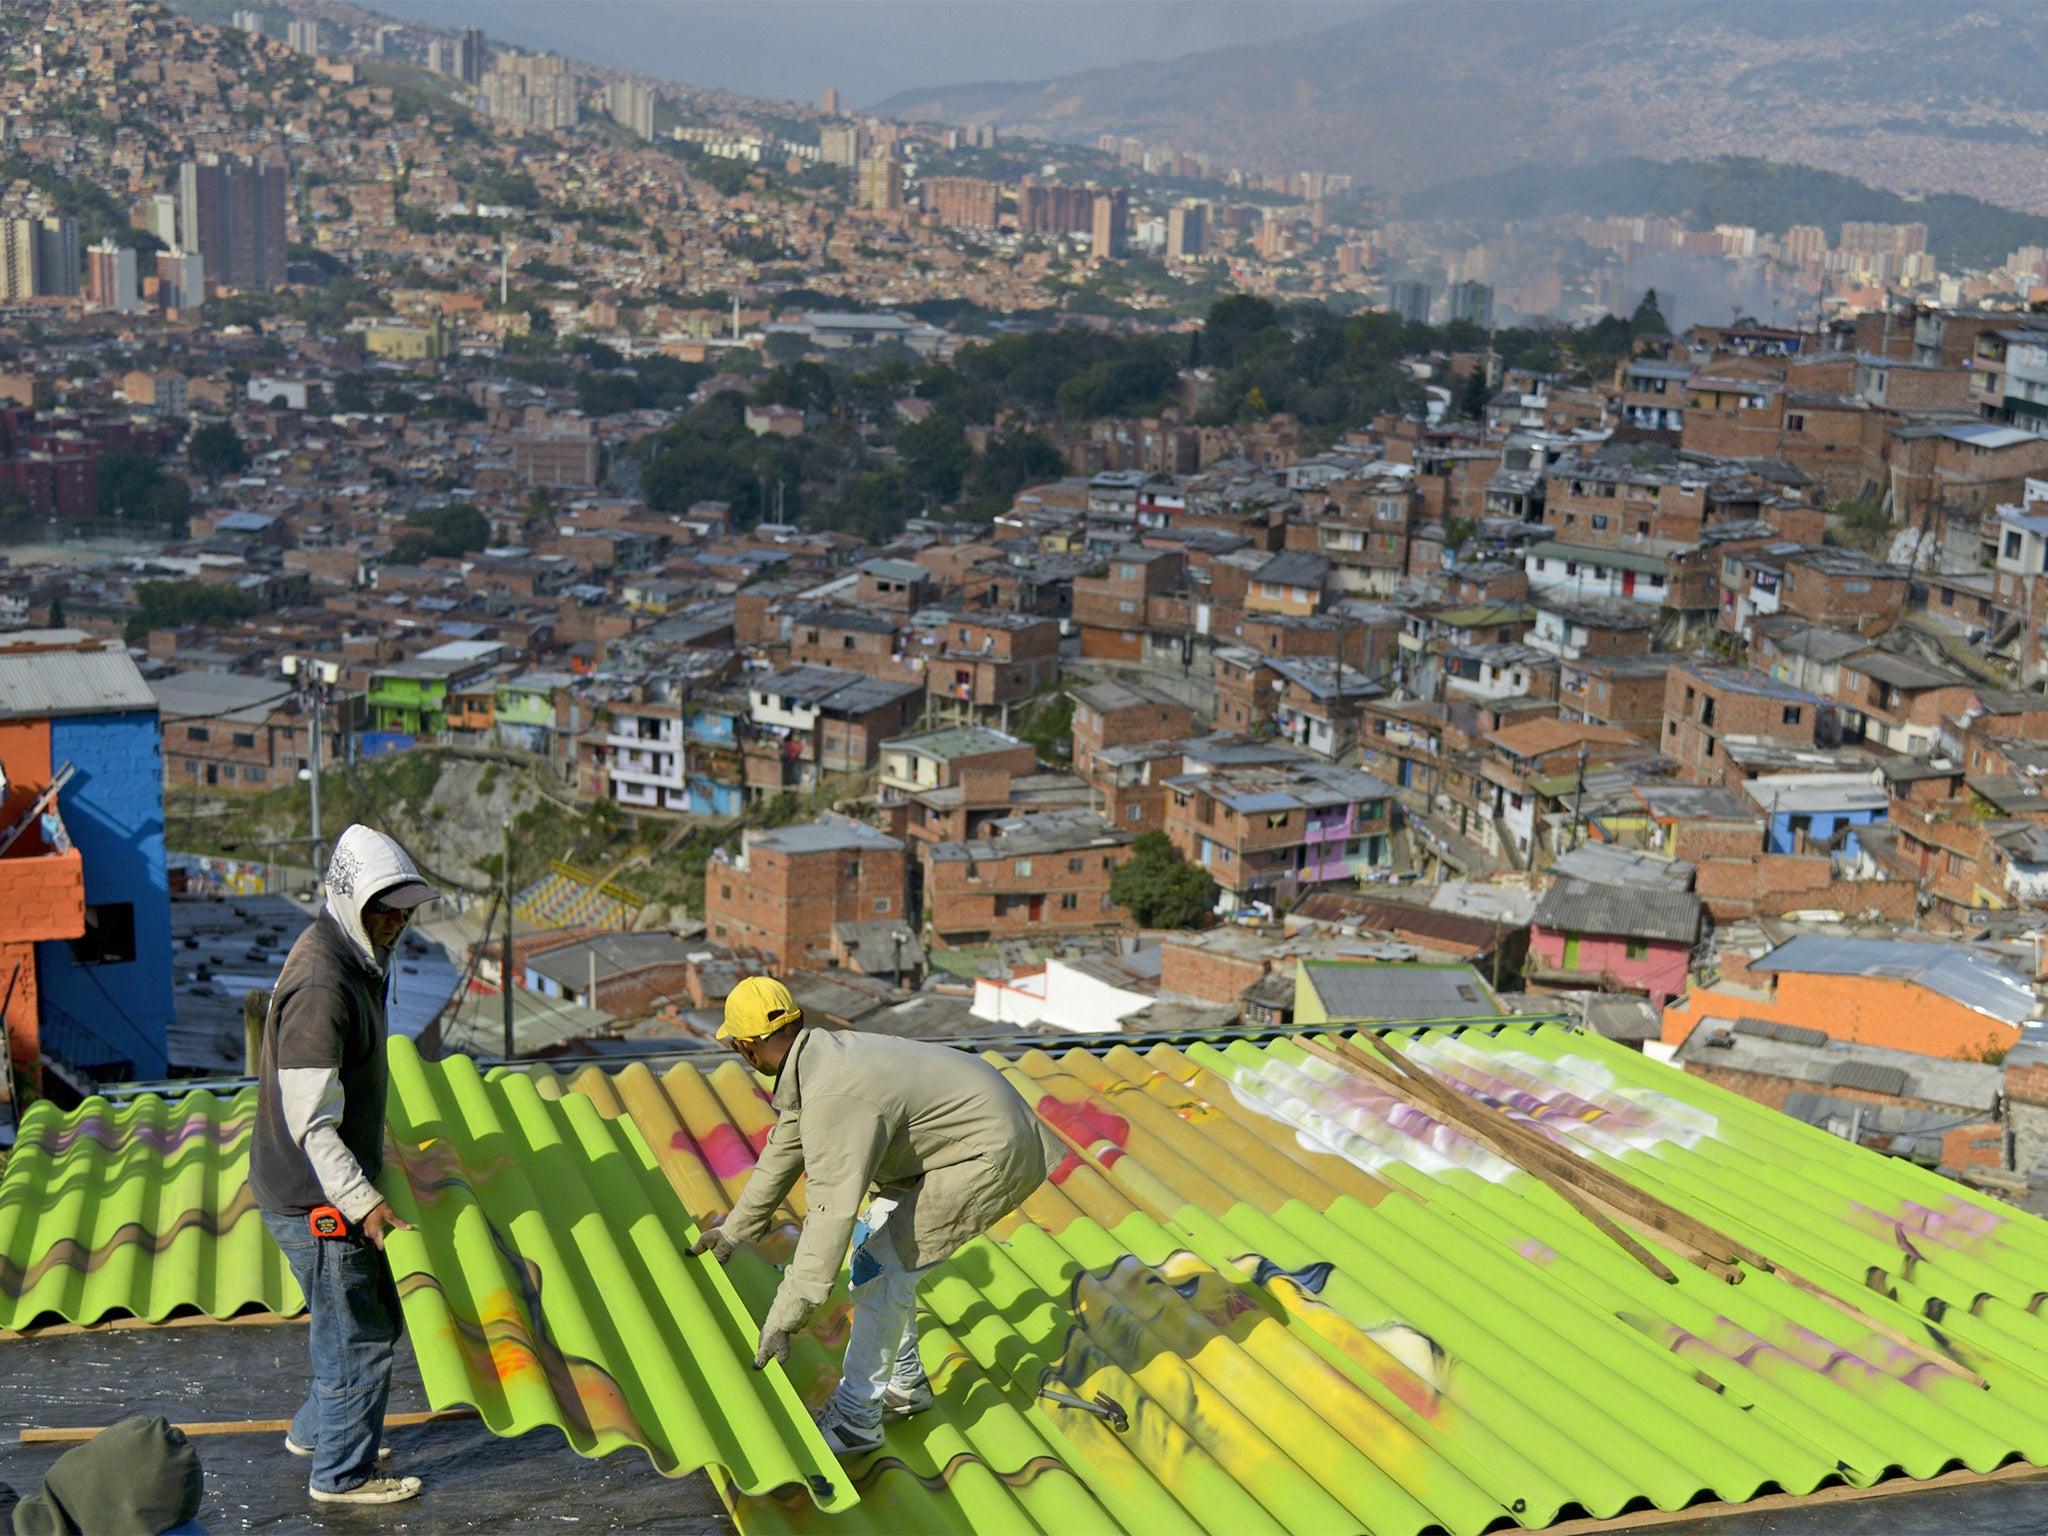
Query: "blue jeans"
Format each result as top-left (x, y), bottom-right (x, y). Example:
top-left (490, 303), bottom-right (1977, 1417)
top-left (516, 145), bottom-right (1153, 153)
top-left (261, 1209), bottom-right (401, 1494)
top-left (829, 1197), bottom-right (936, 1432)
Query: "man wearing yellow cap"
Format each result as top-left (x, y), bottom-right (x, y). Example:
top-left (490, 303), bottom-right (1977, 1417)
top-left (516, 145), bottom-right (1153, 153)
top-left (691, 975), bottom-right (1064, 1454)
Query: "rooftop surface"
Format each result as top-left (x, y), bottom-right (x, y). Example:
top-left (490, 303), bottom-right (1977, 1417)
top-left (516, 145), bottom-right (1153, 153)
top-left (23, 1025), bottom-right (2048, 1533)
top-left (1750, 935), bottom-right (2040, 1026)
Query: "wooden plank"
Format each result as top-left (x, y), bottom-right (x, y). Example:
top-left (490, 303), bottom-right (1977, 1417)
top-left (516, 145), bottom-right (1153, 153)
top-left (1538, 1459), bottom-right (2048, 1532)
top-left (20, 1407), bottom-right (478, 1445)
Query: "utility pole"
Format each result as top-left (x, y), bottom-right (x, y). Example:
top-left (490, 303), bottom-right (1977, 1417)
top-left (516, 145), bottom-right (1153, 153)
top-left (1570, 740), bottom-right (1589, 851)
top-left (306, 677), bottom-right (323, 883)
top-left (501, 818), bottom-right (515, 1061)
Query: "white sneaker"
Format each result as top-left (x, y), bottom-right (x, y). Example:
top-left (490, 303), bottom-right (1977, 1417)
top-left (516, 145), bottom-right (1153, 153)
top-left (310, 1475), bottom-right (422, 1505)
top-left (883, 1376), bottom-right (934, 1417)
top-left (285, 1435), bottom-right (391, 1459)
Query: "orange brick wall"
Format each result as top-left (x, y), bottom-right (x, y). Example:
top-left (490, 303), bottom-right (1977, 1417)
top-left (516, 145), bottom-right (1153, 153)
top-left (1663, 972), bottom-right (2020, 1059)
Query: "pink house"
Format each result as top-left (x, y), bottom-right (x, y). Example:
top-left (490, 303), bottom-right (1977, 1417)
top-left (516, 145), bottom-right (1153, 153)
top-left (1528, 877), bottom-right (1700, 1007)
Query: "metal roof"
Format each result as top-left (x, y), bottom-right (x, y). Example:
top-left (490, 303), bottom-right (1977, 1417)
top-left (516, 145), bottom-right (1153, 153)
top-left (0, 1046), bottom-right (854, 1511)
top-left (1533, 878), bottom-right (1702, 943)
top-left (149, 671), bottom-right (292, 725)
top-left (1750, 935), bottom-right (2040, 1026)
top-left (1300, 961), bottom-right (1500, 1021)
top-left (1548, 844), bottom-right (1698, 890)
top-left (0, 637), bottom-right (158, 721)
top-left (12, 1028), bottom-right (2048, 1527)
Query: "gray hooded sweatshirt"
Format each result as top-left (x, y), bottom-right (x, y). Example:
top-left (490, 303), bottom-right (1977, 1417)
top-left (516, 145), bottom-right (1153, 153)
top-left (250, 825), bottom-right (425, 1222)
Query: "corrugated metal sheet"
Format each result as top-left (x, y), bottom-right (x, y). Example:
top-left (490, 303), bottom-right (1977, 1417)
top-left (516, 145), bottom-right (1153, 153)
top-left (527, 1026), bottom-right (2048, 1534)
top-left (377, 1041), bottom-right (854, 1509)
top-left (0, 1048), bottom-right (854, 1514)
top-left (0, 644), bottom-right (159, 721)
top-left (11, 1027), bottom-right (2048, 1532)
top-left (1750, 936), bottom-right (2039, 1026)
top-left (0, 1087), bottom-right (301, 1330)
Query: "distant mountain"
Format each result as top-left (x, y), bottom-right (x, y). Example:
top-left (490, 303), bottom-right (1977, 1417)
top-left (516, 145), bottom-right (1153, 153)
top-left (874, 1), bottom-right (2048, 216)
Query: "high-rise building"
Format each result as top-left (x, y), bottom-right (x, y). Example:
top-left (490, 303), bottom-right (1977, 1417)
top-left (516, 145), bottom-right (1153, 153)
top-left (1166, 202), bottom-right (1207, 260)
top-left (819, 125), bottom-right (865, 168)
top-left (426, 38), bottom-right (450, 75)
top-left (1091, 187), bottom-right (1128, 259)
top-left (86, 241), bottom-right (138, 313)
top-left (35, 216), bottom-right (77, 297)
top-left (179, 155), bottom-right (288, 291)
top-left (857, 152), bottom-right (904, 214)
top-left (483, 54), bottom-right (580, 130)
top-left (1783, 224), bottom-right (1829, 266)
top-left (145, 192), bottom-right (178, 249)
top-left (457, 26), bottom-right (486, 85)
top-left (285, 18), bottom-right (320, 54)
top-left (921, 176), bottom-right (998, 230)
top-left (821, 86), bottom-right (840, 115)
top-left (156, 249), bottom-right (205, 310)
top-left (604, 81), bottom-right (655, 140)
top-left (1446, 280), bottom-right (1495, 329)
top-left (1387, 280), bottom-right (1432, 325)
top-left (373, 25), bottom-right (400, 58)
top-left (1020, 180), bottom-right (1094, 235)
top-left (231, 9), bottom-right (261, 34)
top-left (0, 220), bottom-right (38, 300)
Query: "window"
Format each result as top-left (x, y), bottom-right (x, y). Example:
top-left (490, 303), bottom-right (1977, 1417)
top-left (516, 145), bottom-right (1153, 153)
top-left (1060, 892), bottom-right (1078, 910)
top-left (1591, 515), bottom-right (1608, 531)
top-left (714, 923), bottom-right (728, 939)
top-left (1118, 600), bottom-right (1137, 615)
top-left (959, 628), bottom-right (972, 642)
top-left (1666, 720), bottom-right (1676, 736)
top-left (1266, 810), bottom-right (1290, 828)
top-left (805, 630), bottom-right (819, 644)
top-left (70, 903), bottom-right (136, 966)
top-left (231, 732), bottom-right (257, 750)
top-left (1637, 520), bottom-right (1650, 535)
top-left (186, 726), bottom-right (209, 743)
top-left (1126, 803), bottom-right (1142, 821)
top-left (1103, 856), bottom-right (1115, 870)
top-left (1067, 857), bottom-right (1084, 872)
top-left (843, 635), bottom-right (856, 649)
top-left (874, 896), bottom-right (891, 913)
top-left (2006, 531), bottom-right (2023, 561)
top-left (184, 759), bottom-right (198, 773)
top-left (1625, 939), bottom-right (1649, 961)
top-left (242, 766), bottom-right (266, 783)
top-left (1782, 706), bottom-right (1802, 724)
top-left (1786, 413), bottom-right (1805, 433)
top-left (1118, 563), bottom-right (1141, 581)
top-left (844, 860), bottom-right (860, 879)
top-left (721, 884), bottom-right (732, 900)
top-left (1015, 859), bottom-right (1033, 876)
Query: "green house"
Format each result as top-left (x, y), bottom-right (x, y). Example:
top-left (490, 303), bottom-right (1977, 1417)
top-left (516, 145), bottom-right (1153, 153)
top-left (366, 652), bottom-right (497, 735)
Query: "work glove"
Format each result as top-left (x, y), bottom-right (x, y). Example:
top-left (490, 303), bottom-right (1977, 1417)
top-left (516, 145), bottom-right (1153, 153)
top-left (754, 1290), bottom-right (816, 1370)
top-left (687, 1226), bottom-right (739, 1265)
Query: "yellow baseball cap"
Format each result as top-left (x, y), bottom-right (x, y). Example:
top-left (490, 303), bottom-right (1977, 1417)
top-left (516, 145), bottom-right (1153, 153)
top-left (719, 975), bottom-right (803, 1041)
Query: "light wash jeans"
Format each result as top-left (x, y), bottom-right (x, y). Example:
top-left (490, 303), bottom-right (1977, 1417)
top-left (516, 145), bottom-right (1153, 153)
top-left (829, 1197), bottom-right (937, 1432)
top-left (261, 1209), bottom-right (401, 1494)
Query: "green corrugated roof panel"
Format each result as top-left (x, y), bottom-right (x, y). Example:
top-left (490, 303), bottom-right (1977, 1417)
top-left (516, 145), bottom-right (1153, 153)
top-left (10, 1027), bottom-right (2048, 1531)
top-left (0, 1087), bottom-right (301, 1330)
top-left (526, 1027), bottom-right (2048, 1535)
top-left (377, 1040), bottom-right (855, 1510)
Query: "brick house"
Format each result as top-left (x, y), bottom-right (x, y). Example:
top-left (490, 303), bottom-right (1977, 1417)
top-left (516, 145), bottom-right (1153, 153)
top-left (1779, 549), bottom-right (1908, 637)
top-left (151, 671), bottom-right (315, 794)
top-left (1164, 761), bottom-right (1396, 913)
top-left (1662, 661), bottom-right (1827, 786)
top-left (1527, 878), bottom-right (1700, 1007)
top-left (783, 603), bottom-right (913, 681)
top-left (1072, 545), bottom-right (1183, 661)
top-left (1558, 653), bottom-right (1671, 742)
top-left (1832, 651), bottom-right (1974, 756)
top-left (1070, 680), bottom-right (1194, 777)
top-left (1676, 1022), bottom-right (2004, 1170)
top-left (704, 815), bottom-right (907, 968)
top-left (924, 611), bottom-right (1061, 726)
top-left (879, 726), bottom-right (1037, 794)
top-left (743, 666), bottom-right (924, 799)
top-left (855, 558), bottom-right (936, 612)
top-left (923, 810), bottom-right (1132, 943)
top-left (1660, 935), bottom-right (2036, 1059)
top-left (1526, 598), bottom-right (1654, 660)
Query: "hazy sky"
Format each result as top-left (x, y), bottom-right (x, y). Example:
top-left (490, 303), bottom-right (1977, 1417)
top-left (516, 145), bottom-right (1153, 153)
top-left (363, 1), bottom-right (1371, 109)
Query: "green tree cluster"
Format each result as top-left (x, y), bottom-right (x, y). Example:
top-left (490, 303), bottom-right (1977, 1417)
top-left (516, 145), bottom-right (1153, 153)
top-left (97, 450), bottom-right (193, 531)
top-left (186, 422), bottom-right (247, 477)
top-left (389, 503), bottom-right (491, 565)
top-left (126, 580), bottom-right (258, 643)
top-left (1108, 832), bottom-right (1218, 929)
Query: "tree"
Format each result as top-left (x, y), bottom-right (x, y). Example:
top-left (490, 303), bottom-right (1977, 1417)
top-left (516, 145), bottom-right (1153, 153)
top-left (1459, 366), bottom-right (1492, 421)
top-left (388, 503), bottom-right (491, 565)
top-left (1630, 288), bottom-right (1670, 336)
top-left (46, 596), bottom-right (63, 627)
top-left (1108, 832), bottom-right (1217, 929)
top-left (187, 421), bottom-right (247, 477)
top-left (897, 414), bottom-right (972, 503)
top-left (965, 430), bottom-right (1064, 510)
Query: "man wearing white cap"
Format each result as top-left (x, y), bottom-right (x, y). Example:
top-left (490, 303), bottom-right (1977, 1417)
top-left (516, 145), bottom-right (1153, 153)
top-left (251, 824), bottom-right (437, 1506)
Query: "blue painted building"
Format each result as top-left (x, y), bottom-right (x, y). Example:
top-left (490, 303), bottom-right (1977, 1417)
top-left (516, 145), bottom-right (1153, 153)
top-left (0, 632), bottom-right (174, 1083)
top-left (1743, 772), bottom-right (1890, 860)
